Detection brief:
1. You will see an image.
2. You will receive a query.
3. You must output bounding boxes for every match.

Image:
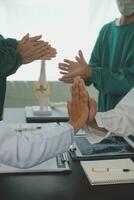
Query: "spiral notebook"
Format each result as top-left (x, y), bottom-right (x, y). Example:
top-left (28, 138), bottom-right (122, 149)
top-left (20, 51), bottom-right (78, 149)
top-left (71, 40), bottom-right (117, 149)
top-left (80, 159), bottom-right (134, 185)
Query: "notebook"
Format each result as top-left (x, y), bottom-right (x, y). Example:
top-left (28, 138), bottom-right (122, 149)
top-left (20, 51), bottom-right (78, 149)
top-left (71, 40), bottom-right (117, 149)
top-left (80, 159), bottom-right (134, 185)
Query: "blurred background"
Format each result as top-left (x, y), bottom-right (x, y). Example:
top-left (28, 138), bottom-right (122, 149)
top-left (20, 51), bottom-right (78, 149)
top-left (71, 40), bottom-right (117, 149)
top-left (0, 0), bottom-right (120, 106)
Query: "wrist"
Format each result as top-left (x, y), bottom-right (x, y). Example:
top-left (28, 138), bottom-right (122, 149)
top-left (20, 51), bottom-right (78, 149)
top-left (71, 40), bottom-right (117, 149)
top-left (68, 120), bottom-right (81, 133)
top-left (89, 119), bottom-right (107, 132)
top-left (83, 65), bottom-right (92, 80)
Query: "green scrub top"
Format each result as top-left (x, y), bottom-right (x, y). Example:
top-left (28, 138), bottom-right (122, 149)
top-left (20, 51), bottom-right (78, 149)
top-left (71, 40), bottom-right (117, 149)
top-left (0, 35), bottom-right (22, 120)
top-left (85, 21), bottom-right (134, 112)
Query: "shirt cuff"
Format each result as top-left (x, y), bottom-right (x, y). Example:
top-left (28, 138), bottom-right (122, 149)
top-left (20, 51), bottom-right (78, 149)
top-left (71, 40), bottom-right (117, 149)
top-left (83, 124), bottom-right (110, 144)
top-left (62, 123), bottom-right (75, 144)
top-left (95, 112), bottom-right (105, 128)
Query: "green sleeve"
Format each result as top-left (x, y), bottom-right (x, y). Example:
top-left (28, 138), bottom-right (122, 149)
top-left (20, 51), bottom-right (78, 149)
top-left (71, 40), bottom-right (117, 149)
top-left (84, 31), bottom-right (101, 87)
top-left (85, 31), bottom-right (134, 95)
top-left (0, 46), bottom-right (22, 77)
top-left (0, 35), bottom-right (18, 49)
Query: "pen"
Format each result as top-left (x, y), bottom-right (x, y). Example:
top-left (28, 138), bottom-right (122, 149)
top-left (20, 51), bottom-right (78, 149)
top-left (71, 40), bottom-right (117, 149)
top-left (91, 167), bottom-right (134, 173)
top-left (15, 126), bottom-right (42, 132)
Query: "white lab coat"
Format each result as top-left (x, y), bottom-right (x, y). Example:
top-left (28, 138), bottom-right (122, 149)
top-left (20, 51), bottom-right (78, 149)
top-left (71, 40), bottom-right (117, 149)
top-left (0, 121), bottom-right (74, 168)
top-left (85, 88), bottom-right (134, 144)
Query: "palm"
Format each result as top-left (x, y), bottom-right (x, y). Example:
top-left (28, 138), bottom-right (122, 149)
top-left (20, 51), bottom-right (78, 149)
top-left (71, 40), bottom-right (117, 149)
top-left (59, 50), bottom-right (90, 83)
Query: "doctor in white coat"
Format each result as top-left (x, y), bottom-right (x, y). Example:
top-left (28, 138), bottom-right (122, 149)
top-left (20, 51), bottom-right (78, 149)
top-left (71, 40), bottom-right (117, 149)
top-left (0, 78), bottom-right (89, 168)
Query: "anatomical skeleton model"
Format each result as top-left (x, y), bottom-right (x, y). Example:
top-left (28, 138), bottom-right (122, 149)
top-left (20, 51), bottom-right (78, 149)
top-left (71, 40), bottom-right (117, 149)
top-left (33, 60), bottom-right (52, 115)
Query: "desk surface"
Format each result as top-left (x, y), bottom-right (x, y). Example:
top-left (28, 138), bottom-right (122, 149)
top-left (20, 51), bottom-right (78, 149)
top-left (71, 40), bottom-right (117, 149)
top-left (4, 107), bottom-right (69, 123)
top-left (25, 106), bottom-right (69, 123)
top-left (2, 108), bottom-right (134, 200)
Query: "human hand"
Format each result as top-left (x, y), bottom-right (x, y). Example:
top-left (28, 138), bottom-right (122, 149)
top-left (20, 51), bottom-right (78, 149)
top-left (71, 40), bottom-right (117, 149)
top-left (58, 50), bottom-right (92, 83)
top-left (40, 47), bottom-right (57, 60)
top-left (88, 97), bottom-right (97, 122)
top-left (87, 97), bottom-right (108, 132)
top-left (67, 76), bottom-right (89, 133)
top-left (17, 33), bottom-right (57, 64)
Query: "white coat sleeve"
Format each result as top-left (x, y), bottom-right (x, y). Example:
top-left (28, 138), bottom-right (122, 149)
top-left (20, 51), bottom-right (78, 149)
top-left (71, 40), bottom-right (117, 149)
top-left (84, 88), bottom-right (134, 143)
top-left (0, 121), bottom-right (74, 168)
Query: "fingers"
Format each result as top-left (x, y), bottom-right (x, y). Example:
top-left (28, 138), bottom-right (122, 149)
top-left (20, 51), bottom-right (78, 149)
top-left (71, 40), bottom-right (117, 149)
top-left (63, 59), bottom-right (74, 64)
top-left (67, 100), bottom-right (71, 117)
top-left (75, 56), bottom-right (82, 64)
top-left (59, 76), bottom-right (74, 83)
top-left (79, 79), bottom-right (88, 106)
top-left (78, 50), bottom-right (84, 59)
top-left (21, 34), bottom-right (42, 43)
top-left (58, 63), bottom-right (69, 70)
top-left (18, 33), bottom-right (57, 64)
top-left (75, 50), bottom-right (86, 65)
top-left (71, 82), bottom-right (79, 107)
top-left (59, 77), bottom-right (74, 83)
top-left (73, 77), bottom-right (87, 106)
top-left (59, 66), bottom-right (69, 72)
top-left (28, 35), bottom-right (42, 41)
top-left (88, 97), bottom-right (97, 122)
top-left (21, 33), bottom-right (29, 42)
top-left (39, 48), bottom-right (57, 60)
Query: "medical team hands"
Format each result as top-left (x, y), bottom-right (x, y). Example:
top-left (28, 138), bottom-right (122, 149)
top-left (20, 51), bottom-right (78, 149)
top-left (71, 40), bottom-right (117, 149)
top-left (58, 50), bottom-right (92, 83)
top-left (67, 77), bottom-right (89, 132)
top-left (68, 76), bottom-right (108, 133)
top-left (68, 76), bottom-right (97, 132)
top-left (17, 33), bottom-right (57, 64)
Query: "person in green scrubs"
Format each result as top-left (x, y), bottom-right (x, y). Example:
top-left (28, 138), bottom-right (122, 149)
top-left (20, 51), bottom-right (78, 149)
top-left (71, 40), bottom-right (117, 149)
top-left (58, 0), bottom-right (134, 112)
top-left (0, 33), bottom-right (56, 120)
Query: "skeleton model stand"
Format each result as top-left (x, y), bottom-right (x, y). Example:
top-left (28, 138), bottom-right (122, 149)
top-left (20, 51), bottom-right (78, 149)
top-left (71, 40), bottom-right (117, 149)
top-left (32, 60), bottom-right (52, 115)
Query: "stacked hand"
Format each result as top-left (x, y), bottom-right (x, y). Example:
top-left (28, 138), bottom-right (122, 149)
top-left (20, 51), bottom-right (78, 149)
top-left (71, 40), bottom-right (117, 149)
top-left (68, 76), bottom-right (99, 133)
top-left (17, 33), bottom-right (57, 64)
top-left (68, 77), bottom-right (89, 132)
top-left (59, 50), bottom-right (92, 83)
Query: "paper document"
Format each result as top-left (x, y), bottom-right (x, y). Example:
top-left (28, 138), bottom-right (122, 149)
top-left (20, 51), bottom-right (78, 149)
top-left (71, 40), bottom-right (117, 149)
top-left (81, 159), bottom-right (134, 185)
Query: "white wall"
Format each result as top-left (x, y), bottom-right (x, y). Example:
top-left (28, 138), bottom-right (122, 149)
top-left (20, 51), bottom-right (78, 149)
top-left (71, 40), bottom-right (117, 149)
top-left (0, 0), bottom-right (120, 81)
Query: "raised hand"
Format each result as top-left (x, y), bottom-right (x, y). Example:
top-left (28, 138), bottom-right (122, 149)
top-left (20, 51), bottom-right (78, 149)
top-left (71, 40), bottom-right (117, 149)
top-left (17, 33), bottom-right (57, 64)
top-left (67, 76), bottom-right (89, 133)
top-left (59, 50), bottom-right (92, 83)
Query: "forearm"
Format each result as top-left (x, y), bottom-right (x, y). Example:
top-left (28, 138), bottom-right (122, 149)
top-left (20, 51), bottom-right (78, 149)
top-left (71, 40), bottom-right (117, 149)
top-left (0, 36), bottom-right (18, 49)
top-left (0, 121), bottom-right (74, 168)
top-left (95, 106), bottom-right (134, 136)
top-left (0, 47), bottom-right (22, 77)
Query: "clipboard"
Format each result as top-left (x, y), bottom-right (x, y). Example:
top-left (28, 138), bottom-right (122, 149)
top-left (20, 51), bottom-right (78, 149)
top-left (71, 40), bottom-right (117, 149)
top-left (0, 152), bottom-right (71, 174)
top-left (69, 135), bottom-right (134, 161)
